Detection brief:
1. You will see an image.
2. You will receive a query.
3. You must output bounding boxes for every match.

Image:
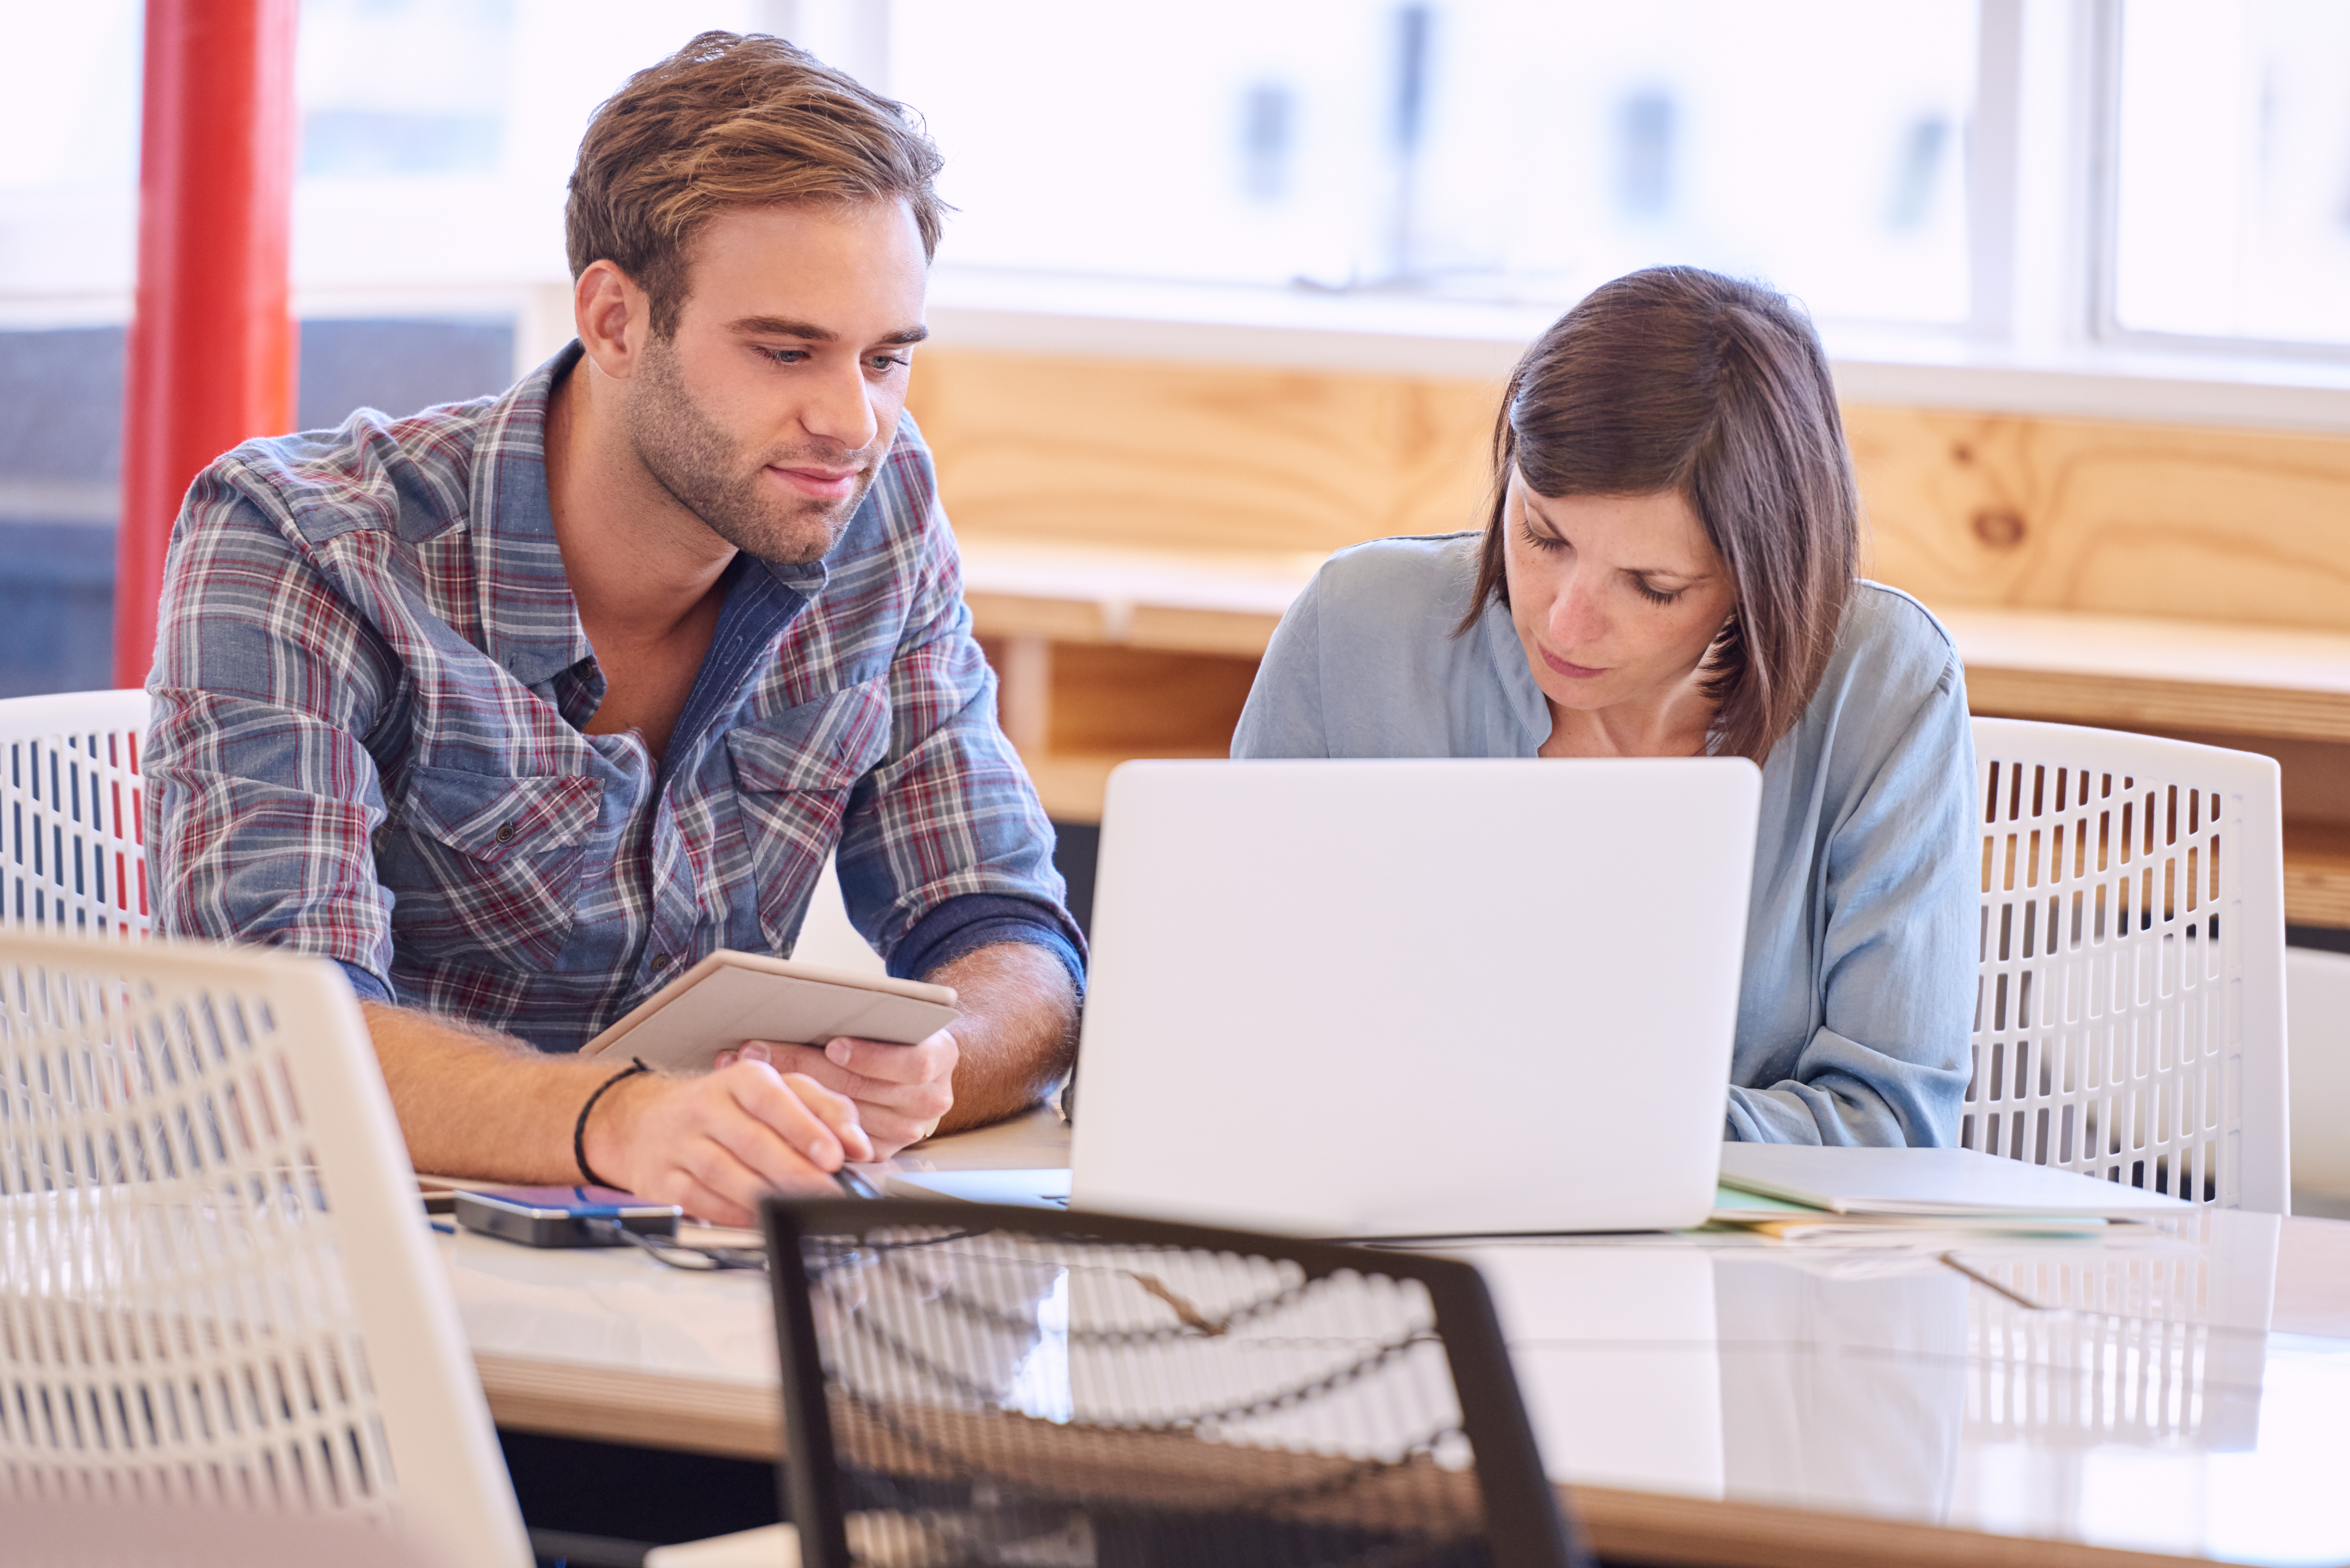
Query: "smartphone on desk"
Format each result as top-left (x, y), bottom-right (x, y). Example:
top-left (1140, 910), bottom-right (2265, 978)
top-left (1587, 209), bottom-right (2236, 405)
top-left (452, 1185), bottom-right (683, 1248)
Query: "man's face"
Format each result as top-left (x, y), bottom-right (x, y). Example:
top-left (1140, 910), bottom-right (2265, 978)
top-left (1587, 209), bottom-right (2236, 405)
top-left (626, 199), bottom-right (929, 565)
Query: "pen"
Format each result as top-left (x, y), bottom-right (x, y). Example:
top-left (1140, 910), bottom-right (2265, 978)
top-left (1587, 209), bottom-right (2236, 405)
top-left (833, 1166), bottom-right (880, 1199)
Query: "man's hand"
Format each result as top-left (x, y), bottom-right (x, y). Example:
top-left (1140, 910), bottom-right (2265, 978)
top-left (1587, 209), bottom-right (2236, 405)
top-left (718, 942), bottom-right (1078, 1153)
top-left (363, 942), bottom-right (1069, 1215)
top-left (719, 1034), bottom-right (957, 1157)
top-left (579, 1059), bottom-right (873, 1226)
top-left (363, 1002), bottom-right (874, 1227)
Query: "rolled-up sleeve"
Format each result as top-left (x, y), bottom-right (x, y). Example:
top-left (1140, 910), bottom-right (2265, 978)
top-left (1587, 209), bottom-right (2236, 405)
top-left (144, 468), bottom-right (401, 989)
top-left (833, 499), bottom-right (1085, 991)
top-left (1726, 645), bottom-right (1977, 1146)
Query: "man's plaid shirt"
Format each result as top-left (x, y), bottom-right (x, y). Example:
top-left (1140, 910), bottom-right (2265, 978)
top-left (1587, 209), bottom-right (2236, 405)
top-left (146, 347), bottom-right (1082, 1052)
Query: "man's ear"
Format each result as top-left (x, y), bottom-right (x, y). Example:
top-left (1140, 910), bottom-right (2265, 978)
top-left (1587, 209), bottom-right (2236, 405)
top-left (574, 260), bottom-right (649, 382)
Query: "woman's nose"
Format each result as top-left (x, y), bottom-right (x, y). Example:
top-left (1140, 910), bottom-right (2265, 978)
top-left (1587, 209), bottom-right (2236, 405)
top-left (1547, 570), bottom-right (1607, 650)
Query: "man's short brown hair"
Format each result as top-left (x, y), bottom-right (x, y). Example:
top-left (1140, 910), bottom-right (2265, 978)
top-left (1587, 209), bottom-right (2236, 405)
top-left (565, 31), bottom-right (946, 337)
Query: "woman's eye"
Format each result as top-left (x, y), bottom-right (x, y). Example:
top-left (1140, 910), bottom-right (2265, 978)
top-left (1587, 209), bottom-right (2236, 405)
top-left (1634, 579), bottom-right (1684, 606)
top-left (1517, 521), bottom-right (1565, 553)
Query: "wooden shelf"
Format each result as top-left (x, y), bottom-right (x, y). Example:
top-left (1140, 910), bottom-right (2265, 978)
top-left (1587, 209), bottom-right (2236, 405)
top-left (966, 536), bottom-right (2350, 745)
top-left (1943, 607), bottom-right (2350, 745)
top-left (962, 538), bottom-right (1302, 658)
top-left (965, 535), bottom-right (2350, 924)
top-left (2285, 824), bottom-right (2350, 930)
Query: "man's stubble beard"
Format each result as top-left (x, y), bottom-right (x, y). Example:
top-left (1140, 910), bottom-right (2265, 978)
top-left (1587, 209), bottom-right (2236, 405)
top-left (626, 336), bottom-right (880, 566)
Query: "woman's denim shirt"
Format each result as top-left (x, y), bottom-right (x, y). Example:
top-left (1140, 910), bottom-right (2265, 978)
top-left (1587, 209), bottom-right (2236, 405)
top-left (1231, 532), bottom-right (1976, 1146)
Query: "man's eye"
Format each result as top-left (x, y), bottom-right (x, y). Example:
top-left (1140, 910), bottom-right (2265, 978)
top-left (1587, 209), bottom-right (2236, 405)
top-left (868, 354), bottom-right (911, 373)
top-left (764, 347), bottom-right (809, 365)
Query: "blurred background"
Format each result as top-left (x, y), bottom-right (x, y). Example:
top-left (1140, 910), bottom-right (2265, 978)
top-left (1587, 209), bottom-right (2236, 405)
top-left (6, 0), bottom-right (2347, 696)
top-left (3, 0), bottom-right (2348, 1211)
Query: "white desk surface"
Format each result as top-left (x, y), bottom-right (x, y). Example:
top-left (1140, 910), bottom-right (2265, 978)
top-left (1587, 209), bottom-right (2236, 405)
top-left (443, 1110), bottom-right (2350, 1568)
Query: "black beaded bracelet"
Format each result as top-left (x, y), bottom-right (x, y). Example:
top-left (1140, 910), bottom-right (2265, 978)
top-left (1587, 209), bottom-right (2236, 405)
top-left (574, 1057), bottom-right (650, 1190)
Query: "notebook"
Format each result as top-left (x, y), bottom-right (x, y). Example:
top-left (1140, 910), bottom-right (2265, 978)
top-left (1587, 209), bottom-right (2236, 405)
top-left (1715, 1143), bottom-right (2197, 1220)
top-left (577, 949), bottom-right (958, 1074)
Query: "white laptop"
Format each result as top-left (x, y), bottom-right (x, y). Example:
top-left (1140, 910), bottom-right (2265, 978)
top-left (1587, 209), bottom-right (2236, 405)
top-left (1058, 758), bottom-right (1762, 1237)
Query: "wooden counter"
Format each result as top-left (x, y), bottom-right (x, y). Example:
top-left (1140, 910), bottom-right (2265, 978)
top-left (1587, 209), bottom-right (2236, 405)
top-left (963, 535), bottom-right (2350, 927)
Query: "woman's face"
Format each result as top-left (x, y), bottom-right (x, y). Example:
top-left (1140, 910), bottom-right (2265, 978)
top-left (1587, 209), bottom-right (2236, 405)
top-left (1501, 471), bottom-right (1738, 721)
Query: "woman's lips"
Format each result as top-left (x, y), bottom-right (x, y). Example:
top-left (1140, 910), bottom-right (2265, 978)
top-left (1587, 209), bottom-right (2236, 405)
top-left (768, 464), bottom-right (860, 500)
top-left (1538, 644), bottom-right (1608, 680)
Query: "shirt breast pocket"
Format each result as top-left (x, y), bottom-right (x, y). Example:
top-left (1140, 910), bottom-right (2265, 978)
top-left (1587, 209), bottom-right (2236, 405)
top-left (726, 679), bottom-right (894, 954)
top-left (384, 764), bottom-right (606, 973)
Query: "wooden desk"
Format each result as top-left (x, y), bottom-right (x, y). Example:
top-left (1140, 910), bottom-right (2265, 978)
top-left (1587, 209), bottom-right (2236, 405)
top-left (448, 1117), bottom-right (2350, 1568)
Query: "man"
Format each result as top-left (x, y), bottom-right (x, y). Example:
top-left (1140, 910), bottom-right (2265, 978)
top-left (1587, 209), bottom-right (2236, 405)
top-left (145, 33), bottom-right (1083, 1224)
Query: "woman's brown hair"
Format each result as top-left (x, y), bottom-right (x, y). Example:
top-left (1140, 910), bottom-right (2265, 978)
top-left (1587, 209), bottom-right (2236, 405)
top-left (1460, 266), bottom-right (1858, 764)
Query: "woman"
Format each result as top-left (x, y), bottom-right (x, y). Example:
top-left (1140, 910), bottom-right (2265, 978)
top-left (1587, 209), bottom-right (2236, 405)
top-left (1232, 266), bottom-right (1973, 1146)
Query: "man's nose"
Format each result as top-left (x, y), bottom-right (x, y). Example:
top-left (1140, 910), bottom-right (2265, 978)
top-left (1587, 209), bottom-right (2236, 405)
top-left (801, 358), bottom-right (880, 452)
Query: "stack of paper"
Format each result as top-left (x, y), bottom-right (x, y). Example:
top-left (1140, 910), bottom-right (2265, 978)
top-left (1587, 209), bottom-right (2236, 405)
top-left (1708, 1144), bottom-right (2192, 1247)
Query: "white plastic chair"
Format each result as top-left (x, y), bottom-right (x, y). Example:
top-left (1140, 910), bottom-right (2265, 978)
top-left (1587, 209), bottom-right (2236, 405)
top-left (0, 689), bottom-right (153, 938)
top-left (0, 929), bottom-right (532, 1566)
top-left (1969, 718), bottom-right (2290, 1212)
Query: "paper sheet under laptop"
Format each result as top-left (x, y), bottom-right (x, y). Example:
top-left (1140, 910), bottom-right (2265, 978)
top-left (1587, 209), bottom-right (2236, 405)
top-left (1716, 1144), bottom-right (2195, 1219)
top-left (883, 1169), bottom-right (1072, 1209)
top-left (578, 949), bottom-right (958, 1074)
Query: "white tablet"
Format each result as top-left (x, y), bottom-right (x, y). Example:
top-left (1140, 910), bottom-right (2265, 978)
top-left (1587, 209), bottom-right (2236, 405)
top-left (578, 949), bottom-right (959, 1075)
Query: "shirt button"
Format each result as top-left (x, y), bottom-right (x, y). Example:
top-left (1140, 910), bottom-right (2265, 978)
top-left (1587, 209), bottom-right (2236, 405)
top-left (652, 952), bottom-right (675, 971)
top-left (493, 821), bottom-right (517, 844)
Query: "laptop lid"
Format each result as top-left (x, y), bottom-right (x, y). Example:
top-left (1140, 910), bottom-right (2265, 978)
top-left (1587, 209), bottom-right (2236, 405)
top-left (1069, 758), bottom-right (1761, 1237)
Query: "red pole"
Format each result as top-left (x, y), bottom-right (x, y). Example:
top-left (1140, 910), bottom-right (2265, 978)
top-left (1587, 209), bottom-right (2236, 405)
top-left (114, 0), bottom-right (300, 689)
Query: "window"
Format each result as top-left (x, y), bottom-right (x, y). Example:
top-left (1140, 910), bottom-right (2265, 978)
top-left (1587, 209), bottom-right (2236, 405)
top-left (292, 0), bottom-right (767, 306)
top-left (4, 0), bottom-right (2345, 364)
top-left (2107, 0), bottom-right (2350, 351)
top-left (897, 0), bottom-right (1979, 330)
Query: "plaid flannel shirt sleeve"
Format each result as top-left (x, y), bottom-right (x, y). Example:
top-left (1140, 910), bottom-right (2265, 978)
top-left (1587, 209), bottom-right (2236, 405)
top-left (830, 492), bottom-right (1086, 990)
top-left (143, 460), bottom-right (402, 989)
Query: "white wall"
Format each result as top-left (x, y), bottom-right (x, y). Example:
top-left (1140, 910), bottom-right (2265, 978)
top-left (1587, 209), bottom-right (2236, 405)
top-left (2287, 947), bottom-right (2350, 1206)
